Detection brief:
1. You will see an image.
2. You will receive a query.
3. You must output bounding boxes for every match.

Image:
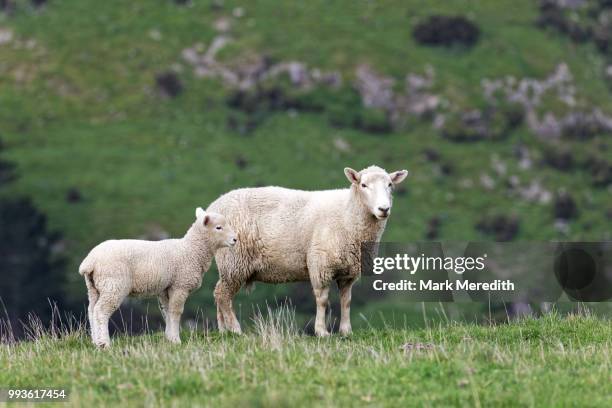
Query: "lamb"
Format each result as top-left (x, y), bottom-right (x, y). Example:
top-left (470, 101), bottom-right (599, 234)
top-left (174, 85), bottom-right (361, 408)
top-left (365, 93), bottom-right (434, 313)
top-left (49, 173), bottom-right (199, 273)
top-left (78, 208), bottom-right (237, 348)
top-left (207, 165), bottom-right (408, 336)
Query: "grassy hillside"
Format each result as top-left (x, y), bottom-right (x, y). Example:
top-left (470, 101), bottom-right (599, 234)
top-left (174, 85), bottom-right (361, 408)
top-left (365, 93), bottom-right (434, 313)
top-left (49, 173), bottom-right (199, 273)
top-left (0, 0), bottom-right (611, 315)
top-left (1, 311), bottom-right (611, 406)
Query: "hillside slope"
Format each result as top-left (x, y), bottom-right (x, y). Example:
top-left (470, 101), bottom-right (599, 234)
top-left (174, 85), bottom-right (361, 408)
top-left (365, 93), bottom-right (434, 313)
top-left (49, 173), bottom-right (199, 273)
top-left (0, 0), bottom-right (610, 312)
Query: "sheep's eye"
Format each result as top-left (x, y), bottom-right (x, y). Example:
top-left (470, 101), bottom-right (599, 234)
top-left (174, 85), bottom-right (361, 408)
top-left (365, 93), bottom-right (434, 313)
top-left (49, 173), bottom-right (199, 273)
top-left (388, 183), bottom-right (393, 187)
top-left (215, 226), bottom-right (222, 230)
top-left (361, 183), bottom-right (367, 188)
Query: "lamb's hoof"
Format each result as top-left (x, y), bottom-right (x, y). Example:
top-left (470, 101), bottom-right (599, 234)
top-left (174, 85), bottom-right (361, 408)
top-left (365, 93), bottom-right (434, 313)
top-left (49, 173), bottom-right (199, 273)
top-left (315, 330), bottom-right (331, 338)
top-left (166, 336), bottom-right (181, 345)
top-left (95, 341), bottom-right (111, 349)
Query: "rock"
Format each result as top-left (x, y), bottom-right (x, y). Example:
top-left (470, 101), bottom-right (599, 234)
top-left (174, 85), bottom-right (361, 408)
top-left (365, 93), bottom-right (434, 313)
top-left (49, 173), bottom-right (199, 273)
top-left (214, 17), bottom-right (232, 32)
top-left (354, 64), bottom-right (395, 110)
top-left (333, 137), bottom-right (351, 153)
top-left (518, 180), bottom-right (552, 204)
top-left (232, 7), bottom-right (244, 18)
top-left (480, 173), bottom-right (495, 190)
top-left (0, 28), bottom-right (13, 46)
top-left (514, 145), bottom-right (533, 170)
top-left (139, 225), bottom-right (170, 241)
top-left (148, 29), bottom-right (162, 41)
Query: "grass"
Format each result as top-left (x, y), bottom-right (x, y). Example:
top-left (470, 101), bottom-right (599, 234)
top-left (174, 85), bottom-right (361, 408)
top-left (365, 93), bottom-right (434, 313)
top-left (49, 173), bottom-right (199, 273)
top-left (1, 1), bottom-right (611, 319)
top-left (1, 308), bottom-right (611, 407)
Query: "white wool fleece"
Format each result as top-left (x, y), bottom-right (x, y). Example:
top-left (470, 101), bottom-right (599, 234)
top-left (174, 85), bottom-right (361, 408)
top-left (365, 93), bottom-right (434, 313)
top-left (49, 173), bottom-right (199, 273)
top-left (207, 165), bottom-right (408, 336)
top-left (78, 208), bottom-right (237, 348)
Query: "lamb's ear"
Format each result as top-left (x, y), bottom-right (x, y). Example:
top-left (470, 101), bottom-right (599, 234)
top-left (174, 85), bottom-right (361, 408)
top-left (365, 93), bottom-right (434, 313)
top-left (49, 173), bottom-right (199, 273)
top-left (390, 170), bottom-right (409, 185)
top-left (344, 167), bottom-right (360, 185)
top-left (203, 215), bottom-right (210, 226)
top-left (195, 207), bottom-right (206, 219)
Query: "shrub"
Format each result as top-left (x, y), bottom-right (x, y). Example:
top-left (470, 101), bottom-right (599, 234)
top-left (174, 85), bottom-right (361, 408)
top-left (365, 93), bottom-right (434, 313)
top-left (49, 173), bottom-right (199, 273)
top-left (442, 102), bottom-right (522, 142)
top-left (156, 72), bottom-right (183, 98)
top-left (476, 214), bottom-right (520, 241)
top-left (537, 1), bottom-right (592, 42)
top-left (554, 191), bottom-right (578, 220)
top-left (413, 15), bottom-right (480, 47)
top-left (587, 157), bottom-right (612, 187)
top-left (542, 146), bottom-right (575, 171)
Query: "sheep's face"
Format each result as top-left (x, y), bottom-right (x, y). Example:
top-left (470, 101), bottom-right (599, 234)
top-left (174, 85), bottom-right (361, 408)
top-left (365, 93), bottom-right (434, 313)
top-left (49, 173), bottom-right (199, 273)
top-left (344, 166), bottom-right (408, 220)
top-left (195, 208), bottom-right (238, 248)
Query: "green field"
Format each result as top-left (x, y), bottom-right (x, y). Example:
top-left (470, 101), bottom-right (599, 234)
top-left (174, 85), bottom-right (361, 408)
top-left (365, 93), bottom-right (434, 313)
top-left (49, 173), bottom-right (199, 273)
top-left (1, 1), bottom-right (611, 316)
top-left (1, 310), bottom-right (611, 407)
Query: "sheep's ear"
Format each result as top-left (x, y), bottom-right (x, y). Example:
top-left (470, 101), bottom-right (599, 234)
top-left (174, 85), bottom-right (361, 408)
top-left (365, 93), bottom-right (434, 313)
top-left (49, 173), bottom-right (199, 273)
top-left (390, 170), bottom-right (409, 185)
top-left (195, 207), bottom-right (206, 219)
top-left (203, 215), bottom-right (210, 226)
top-left (344, 167), bottom-right (360, 184)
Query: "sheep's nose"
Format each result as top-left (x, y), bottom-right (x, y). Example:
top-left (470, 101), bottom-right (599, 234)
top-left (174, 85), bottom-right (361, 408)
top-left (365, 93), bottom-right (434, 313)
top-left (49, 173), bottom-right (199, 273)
top-left (232, 237), bottom-right (237, 243)
top-left (378, 206), bottom-right (390, 214)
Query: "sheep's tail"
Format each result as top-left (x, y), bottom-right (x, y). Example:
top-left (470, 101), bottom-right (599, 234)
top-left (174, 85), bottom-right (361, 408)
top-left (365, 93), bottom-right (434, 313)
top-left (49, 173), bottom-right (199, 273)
top-left (78, 255), bottom-right (95, 276)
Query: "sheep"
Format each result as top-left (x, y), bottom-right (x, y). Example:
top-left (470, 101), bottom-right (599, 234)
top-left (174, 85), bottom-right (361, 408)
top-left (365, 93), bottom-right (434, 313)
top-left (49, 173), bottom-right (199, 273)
top-left (78, 208), bottom-right (237, 348)
top-left (207, 165), bottom-right (408, 336)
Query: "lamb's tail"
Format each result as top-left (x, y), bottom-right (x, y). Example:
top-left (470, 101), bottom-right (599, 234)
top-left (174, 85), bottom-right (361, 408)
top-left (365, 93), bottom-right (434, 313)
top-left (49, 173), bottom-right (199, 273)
top-left (79, 256), bottom-right (98, 295)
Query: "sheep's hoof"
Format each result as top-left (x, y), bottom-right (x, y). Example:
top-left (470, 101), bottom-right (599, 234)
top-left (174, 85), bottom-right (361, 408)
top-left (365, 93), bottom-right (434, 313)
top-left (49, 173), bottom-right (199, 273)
top-left (95, 341), bottom-right (111, 349)
top-left (166, 335), bottom-right (181, 344)
top-left (339, 329), bottom-right (352, 337)
top-left (315, 330), bottom-right (331, 337)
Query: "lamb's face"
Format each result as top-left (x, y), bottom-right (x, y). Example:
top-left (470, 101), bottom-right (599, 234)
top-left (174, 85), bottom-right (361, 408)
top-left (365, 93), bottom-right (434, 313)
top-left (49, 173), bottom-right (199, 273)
top-left (207, 213), bottom-right (238, 248)
top-left (196, 208), bottom-right (238, 248)
top-left (344, 166), bottom-right (409, 220)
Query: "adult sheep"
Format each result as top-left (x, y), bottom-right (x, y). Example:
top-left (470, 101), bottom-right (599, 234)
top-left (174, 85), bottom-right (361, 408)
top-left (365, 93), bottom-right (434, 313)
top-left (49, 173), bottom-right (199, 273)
top-left (208, 165), bottom-right (408, 336)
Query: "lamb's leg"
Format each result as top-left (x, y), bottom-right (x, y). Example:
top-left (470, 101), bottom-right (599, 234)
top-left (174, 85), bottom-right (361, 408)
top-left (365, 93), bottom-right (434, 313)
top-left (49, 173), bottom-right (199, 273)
top-left (165, 288), bottom-right (189, 344)
top-left (312, 282), bottom-right (330, 337)
top-left (85, 280), bottom-right (99, 343)
top-left (337, 278), bottom-right (356, 336)
top-left (214, 279), bottom-right (242, 334)
top-left (93, 291), bottom-right (125, 348)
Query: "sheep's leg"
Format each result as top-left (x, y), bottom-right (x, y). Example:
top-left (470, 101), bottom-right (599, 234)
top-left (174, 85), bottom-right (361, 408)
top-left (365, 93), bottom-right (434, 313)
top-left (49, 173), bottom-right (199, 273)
top-left (215, 292), bottom-right (226, 333)
top-left (337, 278), bottom-right (356, 336)
top-left (165, 288), bottom-right (189, 344)
top-left (93, 291), bottom-right (125, 348)
top-left (158, 289), bottom-right (169, 321)
top-left (312, 283), bottom-right (330, 337)
top-left (308, 252), bottom-right (332, 337)
top-left (214, 280), bottom-right (242, 334)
